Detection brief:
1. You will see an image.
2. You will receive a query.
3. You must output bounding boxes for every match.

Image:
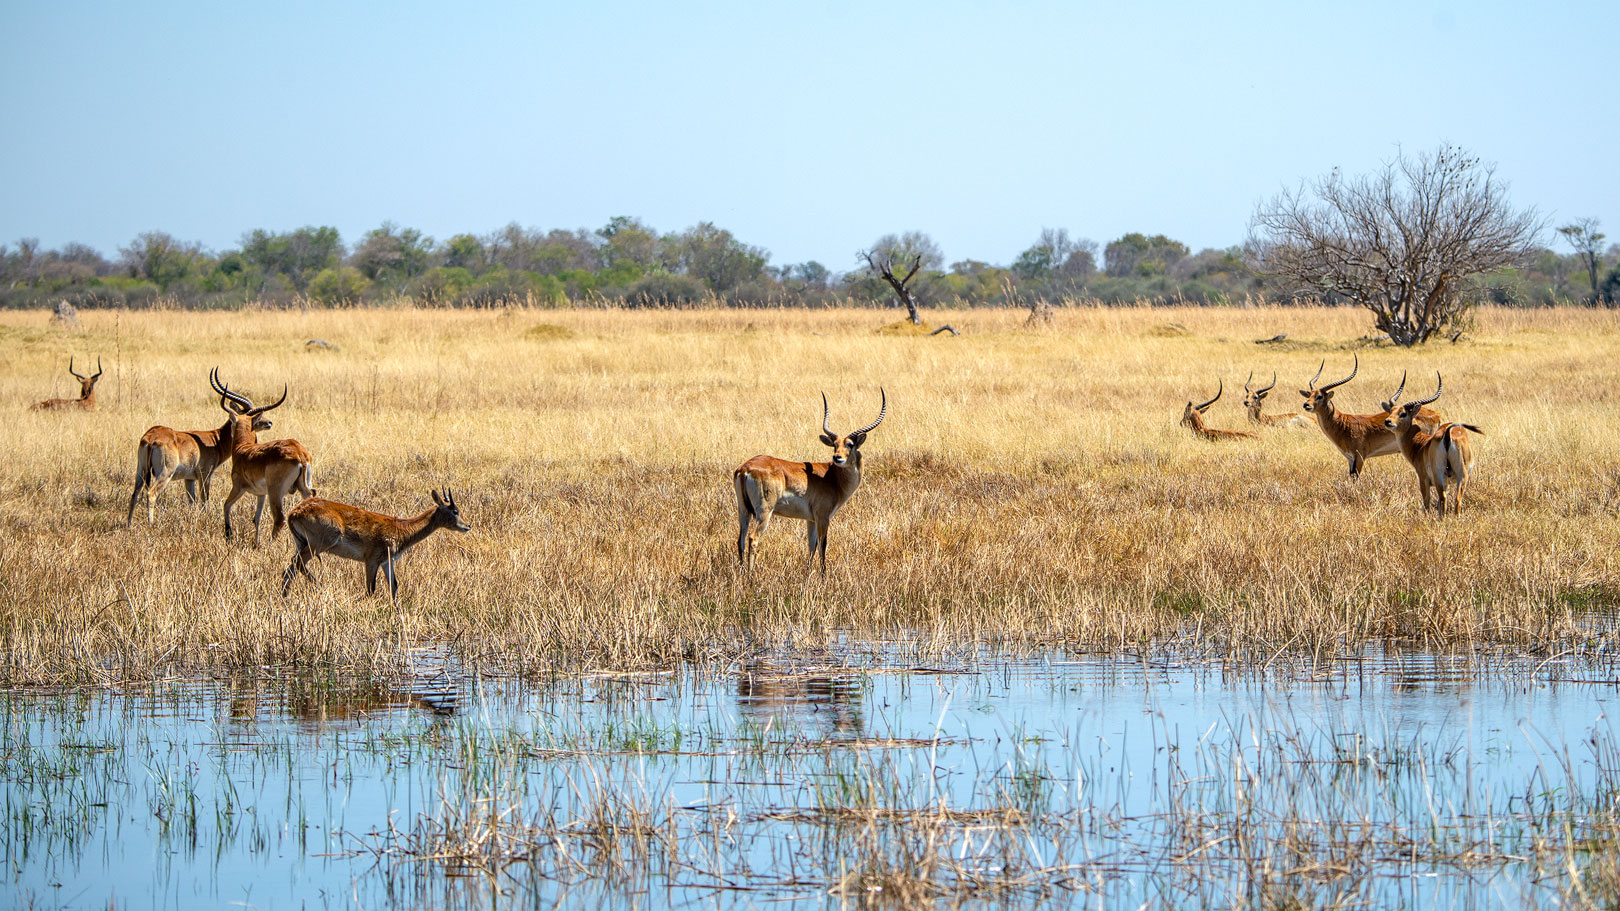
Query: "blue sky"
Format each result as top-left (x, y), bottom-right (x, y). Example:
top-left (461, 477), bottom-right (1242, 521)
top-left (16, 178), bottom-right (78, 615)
top-left (2, 0), bottom-right (1613, 269)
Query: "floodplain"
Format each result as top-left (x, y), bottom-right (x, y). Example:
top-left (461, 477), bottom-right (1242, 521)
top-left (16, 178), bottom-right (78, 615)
top-left (2, 304), bottom-right (1619, 906)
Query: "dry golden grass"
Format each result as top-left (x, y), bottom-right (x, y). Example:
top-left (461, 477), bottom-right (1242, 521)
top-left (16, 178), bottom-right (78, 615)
top-left (2, 304), bottom-right (1618, 683)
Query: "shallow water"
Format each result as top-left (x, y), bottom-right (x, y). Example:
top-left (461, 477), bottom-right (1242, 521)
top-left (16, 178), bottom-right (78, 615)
top-left (4, 650), bottom-right (1618, 909)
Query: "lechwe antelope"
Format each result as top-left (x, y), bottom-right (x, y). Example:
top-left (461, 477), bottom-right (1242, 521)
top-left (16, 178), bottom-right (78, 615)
top-left (126, 368), bottom-right (277, 524)
top-left (213, 370), bottom-right (316, 543)
top-left (32, 357), bottom-right (103, 410)
top-left (1181, 381), bottom-right (1257, 440)
top-left (734, 389), bottom-right (886, 574)
top-left (1241, 372), bottom-right (1312, 429)
top-left (1384, 374), bottom-right (1483, 519)
top-left (282, 489), bottom-right (470, 597)
top-left (1299, 355), bottom-right (1440, 478)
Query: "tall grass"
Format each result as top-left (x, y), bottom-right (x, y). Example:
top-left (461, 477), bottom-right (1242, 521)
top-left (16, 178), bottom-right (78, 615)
top-left (2, 305), bottom-right (1617, 683)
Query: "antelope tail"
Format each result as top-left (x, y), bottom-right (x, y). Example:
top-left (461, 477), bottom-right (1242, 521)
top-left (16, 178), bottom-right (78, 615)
top-left (735, 472), bottom-right (761, 520)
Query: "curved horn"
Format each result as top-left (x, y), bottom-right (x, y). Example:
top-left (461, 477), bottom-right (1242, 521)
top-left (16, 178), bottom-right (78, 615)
top-left (1244, 370), bottom-right (1253, 393)
top-left (1386, 370), bottom-right (1408, 408)
top-left (1194, 380), bottom-right (1223, 412)
top-left (1413, 372), bottom-right (1443, 407)
top-left (1306, 360), bottom-right (1324, 391)
top-left (248, 385), bottom-right (289, 416)
top-left (852, 387), bottom-right (887, 436)
top-left (90, 356), bottom-right (103, 380)
top-left (211, 367), bottom-right (254, 413)
top-left (68, 356), bottom-right (85, 380)
top-left (821, 392), bottom-right (834, 437)
top-left (1257, 372), bottom-right (1278, 396)
top-left (1318, 354), bottom-right (1358, 393)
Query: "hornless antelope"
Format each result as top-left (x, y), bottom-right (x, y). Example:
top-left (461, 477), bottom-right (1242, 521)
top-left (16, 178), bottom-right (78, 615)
top-left (1298, 356), bottom-right (1441, 478)
top-left (126, 368), bottom-right (276, 524)
top-left (282, 489), bottom-right (470, 597)
top-left (1241, 371), bottom-right (1312, 429)
top-left (213, 370), bottom-right (316, 543)
top-left (1181, 381), bottom-right (1257, 440)
top-left (734, 390), bottom-right (886, 574)
top-left (32, 357), bottom-right (103, 410)
top-left (1384, 374), bottom-right (1484, 519)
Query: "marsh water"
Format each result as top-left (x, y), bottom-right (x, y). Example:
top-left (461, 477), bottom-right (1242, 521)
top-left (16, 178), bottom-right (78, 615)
top-left (5, 648), bottom-right (1618, 909)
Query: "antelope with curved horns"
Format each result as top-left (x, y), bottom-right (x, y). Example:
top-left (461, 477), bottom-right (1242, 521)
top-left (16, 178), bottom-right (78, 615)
top-left (1241, 371), bottom-right (1312, 429)
top-left (213, 369), bottom-right (316, 543)
top-left (1384, 373), bottom-right (1483, 519)
top-left (126, 368), bottom-right (277, 524)
top-left (283, 489), bottom-right (470, 598)
top-left (1181, 381), bottom-right (1257, 440)
top-left (32, 357), bottom-right (103, 410)
top-left (734, 389), bottom-right (886, 574)
top-left (1298, 355), bottom-right (1440, 478)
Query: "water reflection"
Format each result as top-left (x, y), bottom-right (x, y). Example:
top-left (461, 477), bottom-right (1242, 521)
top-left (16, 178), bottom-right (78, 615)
top-left (2, 649), bottom-right (1617, 910)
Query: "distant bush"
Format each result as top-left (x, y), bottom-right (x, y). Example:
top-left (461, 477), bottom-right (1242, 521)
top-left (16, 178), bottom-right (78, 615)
top-left (624, 272), bottom-right (708, 307)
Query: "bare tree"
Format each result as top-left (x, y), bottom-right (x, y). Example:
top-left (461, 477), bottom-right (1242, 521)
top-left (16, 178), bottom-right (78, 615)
top-left (863, 252), bottom-right (957, 335)
top-left (1249, 146), bottom-right (1542, 346)
top-left (1557, 217), bottom-right (1606, 304)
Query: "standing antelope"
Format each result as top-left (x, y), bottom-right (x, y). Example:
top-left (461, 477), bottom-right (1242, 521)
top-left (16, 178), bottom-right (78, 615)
top-left (32, 357), bottom-right (103, 410)
top-left (1181, 381), bottom-right (1257, 440)
top-left (1384, 374), bottom-right (1483, 519)
top-left (1241, 372), bottom-right (1312, 429)
top-left (214, 370), bottom-right (316, 543)
top-left (1298, 356), bottom-right (1440, 478)
top-left (283, 489), bottom-right (470, 597)
top-left (127, 368), bottom-right (278, 524)
top-left (734, 390), bottom-right (886, 574)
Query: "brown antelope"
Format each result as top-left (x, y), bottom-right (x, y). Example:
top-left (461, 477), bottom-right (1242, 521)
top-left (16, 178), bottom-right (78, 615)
top-left (282, 489), bottom-right (470, 597)
top-left (32, 357), bottom-right (103, 410)
top-left (734, 390), bottom-right (886, 574)
top-left (214, 370), bottom-right (316, 543)
top-left (126, 368), bottom-right (277, 524)
top-left (1181, 381), bottom-right (1257, 440)
top-left (1384, 374), bottom-right (1483, 519)
top-left (1242, 372), bottom-right (1313, 429)
top-left (1298, 356), bottom-right (1440, 478)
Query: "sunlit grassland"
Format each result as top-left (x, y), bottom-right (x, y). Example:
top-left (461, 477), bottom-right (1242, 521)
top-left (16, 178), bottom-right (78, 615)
top-left (1, 304), bottom-right (1617, 683)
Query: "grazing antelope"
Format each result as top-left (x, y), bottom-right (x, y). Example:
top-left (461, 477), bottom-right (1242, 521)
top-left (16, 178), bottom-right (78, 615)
top-left (126, 368), bottom-right (277, 524)
top-left (214, 370), bottom-right (316, 544)
top-left (1384, 374), bottom-right (1483, 519)
top-left (734, 390), bottom-right (886, 574)
top-left (32, 357), bottom-right (103, 410)
top-left (1298, 356), bottom-right (1440, 478)
top-left (1181, 381), bottom-right (1257, 440)
top-left (282, 489), bottom-right (470, 598)
top-left (1241, 371), bottom-right (1312, 429)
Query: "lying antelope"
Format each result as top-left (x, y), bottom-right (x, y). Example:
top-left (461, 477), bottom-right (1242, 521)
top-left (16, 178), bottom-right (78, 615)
top-left (1181, 381), bottom-right (1257, 440)
top-left (1384, 374), bottom-right (1483, 519)
top-left (214, 370), bottom-right (316, 543)
top-left (32, 357), bottom-right (103, 410)
top-left (126, 369), bottom-right (277, 524)
top-left (734, 389), bottom-right (886, 574)
top-left (1299, 356), bottom-right (1440, 478)
top-left (283, 489), bottom-right (470, 597)
top-left (1241, 372), bottom-right (1312, 429)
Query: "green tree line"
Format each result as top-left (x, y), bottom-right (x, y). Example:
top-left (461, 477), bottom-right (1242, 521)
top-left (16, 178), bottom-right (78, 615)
top-left (3, 217), bottom-right (1615, 310)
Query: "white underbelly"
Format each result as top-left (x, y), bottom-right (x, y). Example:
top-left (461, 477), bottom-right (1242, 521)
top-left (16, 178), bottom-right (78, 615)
top-left (773, 493), bottom-right (812, 520)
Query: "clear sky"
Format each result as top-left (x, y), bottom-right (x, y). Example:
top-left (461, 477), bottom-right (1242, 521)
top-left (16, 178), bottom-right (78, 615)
top-left (2, 0), bottom-right (1613, 269)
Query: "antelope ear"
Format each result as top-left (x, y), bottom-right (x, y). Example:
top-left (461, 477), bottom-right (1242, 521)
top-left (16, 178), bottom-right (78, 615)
top-left (818, 432), bottom-right (838, 447)
top-left (431, 490), bottom-right (444, 506)
top-left (1298, 390), bottom-right (1310, 397)
top-left (848, 430), bottom-right (868, 447)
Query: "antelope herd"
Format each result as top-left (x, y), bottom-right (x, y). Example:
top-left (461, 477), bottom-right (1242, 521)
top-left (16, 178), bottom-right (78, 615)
top-left (25, 342), bottom-right (1491, 597)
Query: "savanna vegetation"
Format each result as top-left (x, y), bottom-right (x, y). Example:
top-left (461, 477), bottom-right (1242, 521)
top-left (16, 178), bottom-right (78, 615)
top-left (2, 304), bottom-right (1617, 686)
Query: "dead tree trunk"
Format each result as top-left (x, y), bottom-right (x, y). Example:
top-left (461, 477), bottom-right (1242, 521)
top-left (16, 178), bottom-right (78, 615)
top-left (865, 252), bottom-right (958, 335)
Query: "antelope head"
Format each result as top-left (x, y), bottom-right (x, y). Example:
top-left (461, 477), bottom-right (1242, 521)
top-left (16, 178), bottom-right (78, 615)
top-left (1243, 371), bottom-right (1278, 416)
top-left (68, 356), bottom-right (103, 399)
top-left (430, 488), bottom-right (472, 532)
top-left (1299, 355), bottom-right (1357, 414)
top-left (1385, 374), bottom-right (1443, 430)
top-left (817, 389), bottom-right (887, 469)
top-left (1182, 380), bottom-right (1223, 427)
top-left (211, 367), bottom-right (284, 433)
